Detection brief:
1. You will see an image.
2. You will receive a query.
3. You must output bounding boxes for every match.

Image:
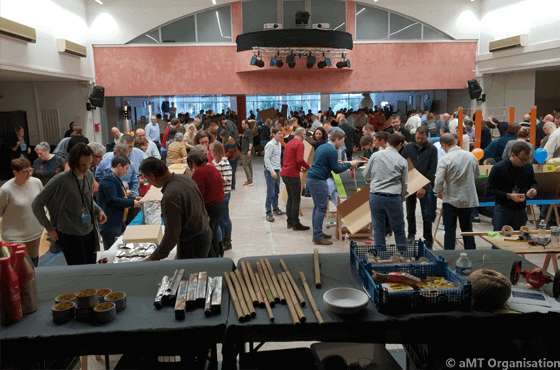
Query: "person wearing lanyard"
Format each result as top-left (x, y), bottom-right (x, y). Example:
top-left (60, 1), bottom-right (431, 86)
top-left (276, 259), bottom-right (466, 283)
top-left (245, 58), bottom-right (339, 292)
top-left (15, 126), bottom-right (31, 158)
top-left (32, 143), bottom-right (107, 265)
top-left (97, 155), bottom-right (142, 251)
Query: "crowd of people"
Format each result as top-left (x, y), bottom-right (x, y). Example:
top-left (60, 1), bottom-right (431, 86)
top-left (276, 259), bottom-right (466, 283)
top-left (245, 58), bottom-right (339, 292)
top-left (0, 105), bottom-right (559, 266)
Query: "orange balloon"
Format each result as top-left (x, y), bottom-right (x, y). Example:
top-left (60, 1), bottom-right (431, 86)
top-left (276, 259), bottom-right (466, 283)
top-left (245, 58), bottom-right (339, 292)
top-left (472, 148), bottom-right (484, 161)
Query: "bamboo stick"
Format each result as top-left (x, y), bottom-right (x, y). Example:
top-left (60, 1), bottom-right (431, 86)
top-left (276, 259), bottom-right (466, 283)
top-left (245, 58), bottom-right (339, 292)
top-left (234, 268), bottom-right (258, 313)
top-left (244, 261), bottom-right (264, 308)
top-left (277, 274), bottom-right (300, 325)
top-left (229, 271), bottom-right (253, 320)
top-left (300, 271), bottom-right (324, 324)
top-left (263, 258), bottom-right (285, 304)
top-left (223, 271), bottom-right (245, 323)
top-left (256, 261), bottom-right (276, 307)
top-left (314, 248), bottom-right (322, 289)
top-left (280, 259), bottom-right (306, 307)
top-left (255, 273), bottom-right (274, 322)
top-left (281, 272), bottom-right (306, 323)
top-left (258, 260), bottom-right (279, 303)
top-left (240, 262), bottom-right (259, 308)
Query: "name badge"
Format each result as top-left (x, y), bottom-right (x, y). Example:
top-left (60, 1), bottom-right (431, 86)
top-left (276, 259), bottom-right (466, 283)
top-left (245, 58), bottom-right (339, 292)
top-left (81, 207), bottom-right (89, 223)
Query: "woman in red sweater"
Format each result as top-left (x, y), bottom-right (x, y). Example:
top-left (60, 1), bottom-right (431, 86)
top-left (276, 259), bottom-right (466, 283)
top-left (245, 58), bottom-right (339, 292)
top-left (187, 151), bottom-right (224, 258)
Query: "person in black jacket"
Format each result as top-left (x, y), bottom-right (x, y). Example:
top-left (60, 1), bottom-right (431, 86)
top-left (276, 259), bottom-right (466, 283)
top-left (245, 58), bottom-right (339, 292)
top-left (401, 125), bottom-right (438, 248)
top-left (0, 132), bottom-right (22, 181)
top-left (339, 118), bottom-right (356, 160)
top-left (67, 126), bottom-right (89, 153)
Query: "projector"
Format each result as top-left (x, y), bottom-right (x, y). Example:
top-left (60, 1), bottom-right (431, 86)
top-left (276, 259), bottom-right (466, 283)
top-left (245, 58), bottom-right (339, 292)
top-left (312, 23), bottom-right (331, 29)
top-left (264, 23), bottom-right (282, 30)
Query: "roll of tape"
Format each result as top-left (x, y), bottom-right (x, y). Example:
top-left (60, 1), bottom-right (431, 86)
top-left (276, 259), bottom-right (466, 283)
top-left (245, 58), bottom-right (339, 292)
top-left (52, 302), bottom-right (76, 324)
top-left (96, 288), bottom-right (112, 303)
top-left (105, 292), bottom-right (127, 312)
top-left (93, 302), bottom-right (117, 323)
top-left (55, 293), bottom-right (77, 305)
top-left (76, 289), bottom-right (98, 309)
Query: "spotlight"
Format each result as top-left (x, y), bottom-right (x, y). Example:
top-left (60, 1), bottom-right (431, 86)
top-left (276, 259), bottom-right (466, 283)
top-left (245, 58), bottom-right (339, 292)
top-left (286, 55), bottom-right (296, 69)
top-left (295, 11), bottom-right (310, 27)
top-left (255, 59), bottom-right (265, 68)
top-left (336, 59), bottom-right (351, 68)
top-left (317, 60), bottom-right (327, 68)
top-left (250, 55), bottom-right (257, 66)
top-left (270, 57), bottom-right (277, 67)
top-left (276, 59), bottom-right (283, 68)
top-left (306, 55), bottom-right (316, 69)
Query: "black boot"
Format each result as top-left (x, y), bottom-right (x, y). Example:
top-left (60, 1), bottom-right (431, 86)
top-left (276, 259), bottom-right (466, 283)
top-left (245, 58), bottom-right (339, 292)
top-left (223, 236), bottom-right (232, 252)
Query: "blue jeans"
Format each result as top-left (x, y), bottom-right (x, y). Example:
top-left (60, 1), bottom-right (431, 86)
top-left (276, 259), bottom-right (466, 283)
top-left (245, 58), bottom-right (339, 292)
top-left (264, 169), bottom-right (280, 216)
top-left (100, 222), bottom-right (125, 251)
top-left (493, 204), bottom-right (527, 232)
top-left (369, 193), bottom-right (407, 247)
top-left (442, 203), bottom-right (476, 250)
top-left (229, 157), bottom-right (239, 189)
top-left (307, 177), bottom-right (329, 240)
top-left (219, 192), bottom-right (232, 237)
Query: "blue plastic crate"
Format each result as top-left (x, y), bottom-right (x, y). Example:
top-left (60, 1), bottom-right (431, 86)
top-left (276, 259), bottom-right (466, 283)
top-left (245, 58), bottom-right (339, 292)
top-left (350, 240), bottom-right (439, 276)
top-left (359, 258), bottom-right (471, 314)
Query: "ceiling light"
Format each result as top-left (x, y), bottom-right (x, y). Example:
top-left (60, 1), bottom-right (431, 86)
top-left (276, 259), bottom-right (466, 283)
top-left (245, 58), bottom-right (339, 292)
top-left (337, 59), bottom-right (350, 68)
top-left (295, 11), bottom-right (310, 27)
top-left (306, 55), bottom-right (316, 69)
top-left (212, 0), bottom-right (216, 4)
top-left (95, 0), bottom-right (103, 4)
top-left (287, 55), bottom-right (296, 69)
top-left (255, 59), bottom-right (265, 68)
top-left (276, 59), bottom-right (283, 68)
top-left (317, 60), bottom-right (327, 69)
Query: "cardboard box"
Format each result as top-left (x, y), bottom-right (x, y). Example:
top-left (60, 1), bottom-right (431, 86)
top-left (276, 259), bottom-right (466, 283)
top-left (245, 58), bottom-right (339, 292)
top-left (123, 225), bottom-right (163, 244)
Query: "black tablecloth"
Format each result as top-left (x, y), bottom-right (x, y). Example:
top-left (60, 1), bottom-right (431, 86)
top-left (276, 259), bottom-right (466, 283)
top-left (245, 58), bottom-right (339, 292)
top-left (1, 258), bottom-right (234, 367)
top-left (236, 29), bottom-right (353, 52)
top-left (222, 251), bottom-right (560, 368)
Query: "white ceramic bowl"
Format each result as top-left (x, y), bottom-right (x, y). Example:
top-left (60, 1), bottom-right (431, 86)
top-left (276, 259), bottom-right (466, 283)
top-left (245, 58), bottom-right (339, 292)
top-left (323, 288), bottom-right (369, 315)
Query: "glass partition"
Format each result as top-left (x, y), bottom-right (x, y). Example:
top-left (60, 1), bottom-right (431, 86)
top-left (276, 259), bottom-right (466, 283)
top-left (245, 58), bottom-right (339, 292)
top-left (310, 0), bottom-right (346, 31)
top-left (161, 16), bottom-right (196, 43)
top-left (197, 6), bottom-right (232, 43)
top-left (242, 0), bottom-right (278, 34)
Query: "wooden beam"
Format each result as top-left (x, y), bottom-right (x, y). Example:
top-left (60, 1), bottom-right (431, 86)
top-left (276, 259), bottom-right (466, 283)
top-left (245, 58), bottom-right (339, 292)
top-left (474, 109), bottom-right (482, 149)
top-left (509, 107), bottom-right (515, 124)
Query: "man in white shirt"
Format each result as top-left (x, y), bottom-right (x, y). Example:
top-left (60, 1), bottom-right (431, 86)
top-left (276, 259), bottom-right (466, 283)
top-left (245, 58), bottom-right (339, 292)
top-left (310, 115), bottom-right (322, 132)
top-left (434, 133), bottom-right (480, 250)
top-left (111, 127), bottom-right (123, 144)
top-left (263, 127), bottom-right (284, 222)
top-left (543, 122), bottom-right (560, 162)
top-left (448, 112), bottom-right (459, 134)
top-left (404, 109), bottom-right (421, 134)
top-left (135, 128), bottom-right (161, 159)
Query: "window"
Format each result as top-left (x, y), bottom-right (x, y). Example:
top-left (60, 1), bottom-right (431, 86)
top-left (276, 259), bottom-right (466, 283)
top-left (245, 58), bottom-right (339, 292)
top-left (283, 1), bottom-right (306, 30)
top-left (355, 3), bottom-right (451, 41)
top-left (161, 16), bottom-right (196, 43)
top-left (197, 6), bottom-right (232, 43)
top-left (246, 93), bottom-right (321, 117)
top-left (330, 93), bottom-right (363, 111)
top-left (122, 95), bottom-right (232, 119)
top-left (129, 29), bottom-right (160, 44)
top-left (242, 0), bottom-right (278, 34)
top-left (310, 0), bottom-right (346, 31)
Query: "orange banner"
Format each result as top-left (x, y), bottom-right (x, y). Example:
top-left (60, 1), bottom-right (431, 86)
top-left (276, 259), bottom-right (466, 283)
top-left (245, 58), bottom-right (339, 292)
top-left (458, 108), bottom-right (464, 148)
top-left (474, 109), bottom-right (482, 149)
top-left (509, 107), bottom-right (515, 124)
top-left (530, 108), bottom-right (537, 148)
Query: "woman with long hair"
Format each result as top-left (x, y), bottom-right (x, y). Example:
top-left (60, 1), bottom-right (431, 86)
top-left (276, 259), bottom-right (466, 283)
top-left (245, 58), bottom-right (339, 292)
top-left (219, 130), bottom-right (240, 190)
top-left (183, 122), bottom-right (198, 149)
top-left (211, 141), bottom-right (233, 254)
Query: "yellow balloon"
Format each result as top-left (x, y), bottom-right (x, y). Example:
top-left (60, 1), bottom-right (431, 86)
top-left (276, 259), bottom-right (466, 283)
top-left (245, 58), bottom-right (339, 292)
top-left (472, 148), bottom-right (484, 161)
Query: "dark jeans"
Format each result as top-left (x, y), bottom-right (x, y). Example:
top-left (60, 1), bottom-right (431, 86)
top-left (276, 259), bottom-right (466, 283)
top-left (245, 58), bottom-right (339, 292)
top-left (100, 222), bottom-right (125, 251)
top-left (346, 149), bottom-right (353, 161)
top-left (442, 203), bottom-right (476, 250)
top-left (369, 193), bottom-right (407, 247)
top-left (229, 157), bottom-right (239, 189)
top-left (283, 176), bottom-right (301, 225)
top-left (264, 169), bottom-right (280, 216)
top-left (493, 204), bottom-right (527, 231)
top-left (177, 229), bottom-right (212, 259)
top-left (219, 192), bottom-right (232, 237)
top-left (58, 230), bottom-right (97, 265)
top-left (307, 177), bottom-right (328, 240)
top-left (406, 191), bottom-right (434, 244)
top-left (206, 202), bottom-right (224, 258)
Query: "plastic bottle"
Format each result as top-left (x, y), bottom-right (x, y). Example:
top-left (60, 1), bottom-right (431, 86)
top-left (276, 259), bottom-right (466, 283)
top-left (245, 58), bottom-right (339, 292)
top-left (551, 226), bottom-right (560, 248)
top-left (0, 257), bottom-right (23, 325)
top-left (344, 233), bottom-right (349, 244)
top-left (538, 220), bottom-right (547, 244)
top-left (14, 251), bottom-right (38, 315)
top-left (455, 253), bottom-right (472, 277)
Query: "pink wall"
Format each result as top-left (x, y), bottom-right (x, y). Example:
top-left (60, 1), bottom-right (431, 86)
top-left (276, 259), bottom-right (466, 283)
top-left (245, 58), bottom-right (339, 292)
top-left (346, 1), bottom-right (355, 40)
top-left (93, 42), bottom-right (476, 96)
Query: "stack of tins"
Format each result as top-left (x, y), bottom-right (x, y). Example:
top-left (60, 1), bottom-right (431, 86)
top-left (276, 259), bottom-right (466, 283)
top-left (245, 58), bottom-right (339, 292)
top-left (0, 242), bottom-right (39, 326)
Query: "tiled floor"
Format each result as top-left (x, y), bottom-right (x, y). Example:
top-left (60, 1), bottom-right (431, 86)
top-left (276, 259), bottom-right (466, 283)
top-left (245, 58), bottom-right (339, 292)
top-left (65, 155), bottom-right (555, 369)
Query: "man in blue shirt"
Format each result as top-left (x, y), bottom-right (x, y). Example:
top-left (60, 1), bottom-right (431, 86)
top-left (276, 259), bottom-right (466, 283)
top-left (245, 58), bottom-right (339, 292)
top-left (145, 116), bottom-right (161, 151)
top-left (95, 142), bottom-right (141, 197)
top-left (322, 119), bottom-right (346, 157)
top-left (307, 131), bottom-right (359, 245)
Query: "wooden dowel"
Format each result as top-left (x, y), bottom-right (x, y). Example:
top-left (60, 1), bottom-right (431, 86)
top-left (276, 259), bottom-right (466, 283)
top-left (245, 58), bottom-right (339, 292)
top-left (280, 259), bottom-right (306, 307)
top-left (229, 271), bottom-right (253, 320)
top-left (244, 261), bottom-right (265, 308)
top-left (281, 273), bottom-right (306, 323)
top-left (461, 230), bottom-right (541, 237)
top-left (240, 262), bottom-right (259, 308)
top-left (258, 260), bottom-right (279, 303)
top-left (277, 274), bottom-right (300, 325)
top-left (264, 258), bottom-right (286, 304)
top-left (223, 271), bottom-right (245, 323)
top-left (300, 271), bottom-right (324, 324)
top-left (314, 248), bottom-right (322, 289)
top-left (233, 270), bottom-right (256, 318)
top-left (256, 261), bottom-right (276, 307)
top-left (255, 273), bottom-right (274, 322)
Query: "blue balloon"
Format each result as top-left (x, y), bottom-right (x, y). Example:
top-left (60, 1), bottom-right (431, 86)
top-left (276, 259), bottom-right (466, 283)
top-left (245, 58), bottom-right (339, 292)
top-left (534, 148), bottom-right (548, 164)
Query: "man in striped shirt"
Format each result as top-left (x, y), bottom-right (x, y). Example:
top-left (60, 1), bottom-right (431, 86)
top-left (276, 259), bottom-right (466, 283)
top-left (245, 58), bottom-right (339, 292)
top-left (264, 127), bottom-right (284, 222)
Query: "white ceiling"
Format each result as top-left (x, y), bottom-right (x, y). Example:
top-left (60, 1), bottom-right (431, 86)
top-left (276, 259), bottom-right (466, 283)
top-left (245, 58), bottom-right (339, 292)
top-left (0, 68), bottom-right (89, 83)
